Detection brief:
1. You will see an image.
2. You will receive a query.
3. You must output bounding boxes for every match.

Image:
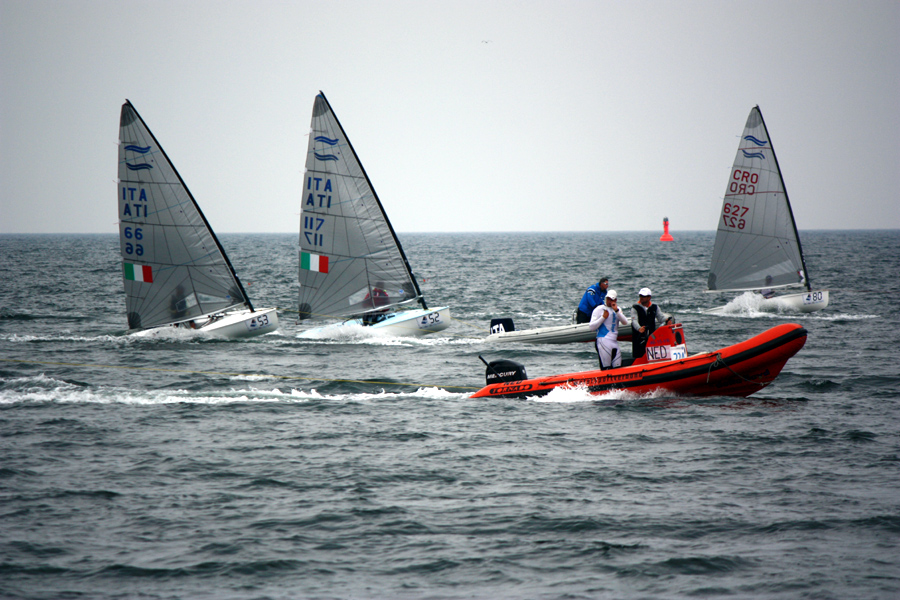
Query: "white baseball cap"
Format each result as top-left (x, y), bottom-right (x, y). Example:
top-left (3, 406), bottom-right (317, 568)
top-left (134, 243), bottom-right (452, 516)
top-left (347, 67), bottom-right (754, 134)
top-left (639, 287), bottom-right (652, 297)
top-left (606, 289), bottom-right (618, 300)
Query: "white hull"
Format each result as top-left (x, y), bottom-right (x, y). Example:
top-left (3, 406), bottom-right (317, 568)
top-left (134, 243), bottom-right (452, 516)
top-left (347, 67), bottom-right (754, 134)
top-left (135, 308), bottom-right (279, 338)
top-left (487, 322), bottom-right (594, 344)
top-left (199, 307), bottom-right (279, 338)
top-left (300, 307), bottom-right (450, 338)
top-left (485, 319), bottom-right (633, 344)
top-left (704, 290), bottom-right (829, 315)
top-left (191, 307), bottom-right (279, 338)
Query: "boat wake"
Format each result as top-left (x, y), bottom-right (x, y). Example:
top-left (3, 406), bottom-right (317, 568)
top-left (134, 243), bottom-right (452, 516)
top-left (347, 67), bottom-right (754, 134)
top-left (130, 326), bottom-right (284, 341)
top-left (702, 292), bottom-right (874, 320)
top-left (0, 374), bottom-right (470, 405)
top-left (296, 323), bottom-right (470, 346)
top-left (710, 292), bottom-right (803, 315)
top-left (2, 332), bottom-right (136, 345)
top-left (529, 384), bottom-right (679, 404)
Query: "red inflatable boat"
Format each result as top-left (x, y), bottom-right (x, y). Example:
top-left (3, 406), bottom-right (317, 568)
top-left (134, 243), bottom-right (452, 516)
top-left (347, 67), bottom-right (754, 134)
top-left (472, 323), bottom-right (807, 399)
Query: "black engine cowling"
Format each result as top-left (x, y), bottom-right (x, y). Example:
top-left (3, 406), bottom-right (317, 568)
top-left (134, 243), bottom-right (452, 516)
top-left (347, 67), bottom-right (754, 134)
top-left (484, 359), bottom-right (528, 385)
top-left (489, 318), bottom-right (516, 334)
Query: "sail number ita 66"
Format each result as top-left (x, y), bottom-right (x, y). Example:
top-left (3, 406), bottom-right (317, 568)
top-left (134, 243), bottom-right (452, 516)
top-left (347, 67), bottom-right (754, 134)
top-left (120, 186), bottom-right (150, 256)
top-left (122, 226), bottom-right (144, 256)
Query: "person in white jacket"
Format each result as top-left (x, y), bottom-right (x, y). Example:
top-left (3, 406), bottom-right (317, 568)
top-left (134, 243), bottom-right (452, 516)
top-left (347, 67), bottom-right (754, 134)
top-left (589, 289), bottom-right (628, 369)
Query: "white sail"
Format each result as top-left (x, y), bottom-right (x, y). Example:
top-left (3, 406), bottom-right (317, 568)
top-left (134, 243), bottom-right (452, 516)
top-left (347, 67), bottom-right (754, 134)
top-left (117, 101), bottom-right (250, 330)
top-left (707, 107), bottom-right (810, 293)
top-left (298, 92), bottom-right (426, 321)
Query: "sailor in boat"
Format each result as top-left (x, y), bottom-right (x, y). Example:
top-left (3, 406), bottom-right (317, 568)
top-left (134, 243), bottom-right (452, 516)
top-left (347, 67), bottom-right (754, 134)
top-left (170, 285), bottom-right (189, 320)
top-left (575, 277), bottom-right (609, 324)
top-left (759, 275), bottom-right (776, 299)
top-left (361, 282), bottom-right (390, 326)
top-left (588, 289), bottom-right (628, 369)
top-left (169, 284), bottom-right (201, 329)
top-left (630, 287), bottom-right (674, 359)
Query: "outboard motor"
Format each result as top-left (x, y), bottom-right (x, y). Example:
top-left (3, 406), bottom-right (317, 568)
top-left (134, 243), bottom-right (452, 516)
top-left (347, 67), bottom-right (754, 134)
top-left (480, 356), bottom-right (528, 386)
top-left (489, 318), bottom-right (516, 334)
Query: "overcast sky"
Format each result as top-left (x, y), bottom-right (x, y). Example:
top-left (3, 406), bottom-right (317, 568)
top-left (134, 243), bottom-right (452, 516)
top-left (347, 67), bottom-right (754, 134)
top-left (1, 0), bottom-right (898, 234)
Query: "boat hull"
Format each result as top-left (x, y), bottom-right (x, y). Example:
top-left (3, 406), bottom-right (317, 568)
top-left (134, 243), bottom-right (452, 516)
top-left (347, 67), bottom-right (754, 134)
top-left (704, 290), bottom-right (829, 315)
top-left (471, 323), bottom-right (807, 399)
top-left (486, 320), bottom-right (632, 344)
top-left (300, 307), bottom-right (451, 338)
top-left (367, 306), bottom-right (450, 336)
top-left (198, 307), bottom-right (279, 338)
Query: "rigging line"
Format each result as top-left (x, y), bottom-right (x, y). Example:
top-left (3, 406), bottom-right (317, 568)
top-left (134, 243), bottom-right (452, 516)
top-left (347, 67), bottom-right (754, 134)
top-left (0, 358), bottom-right (479, 391)
top-left (447, 317), bottom-right (485, 330)
top-left (706, 353), bottom-right (764, 386)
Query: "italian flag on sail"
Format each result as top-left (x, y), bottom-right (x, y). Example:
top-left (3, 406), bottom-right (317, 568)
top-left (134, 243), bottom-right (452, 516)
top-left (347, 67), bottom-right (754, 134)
top-left (123, 262), bottom-right (153, 283)
top-left (300, 252), bottom-right (329, 273)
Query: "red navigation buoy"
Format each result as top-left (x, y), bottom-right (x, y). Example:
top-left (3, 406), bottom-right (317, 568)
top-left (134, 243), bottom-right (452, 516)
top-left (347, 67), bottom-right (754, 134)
top-left (660, 217), bottom-right (674, 241)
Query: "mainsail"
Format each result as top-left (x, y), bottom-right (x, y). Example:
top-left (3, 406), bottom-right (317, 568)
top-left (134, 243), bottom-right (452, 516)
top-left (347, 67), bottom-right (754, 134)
top-left (298, 92), bottom-right (426, 321)
top-left (707, 106), bottom-right (811, 293)
top-left (117, 100), bottom-right (251, 330)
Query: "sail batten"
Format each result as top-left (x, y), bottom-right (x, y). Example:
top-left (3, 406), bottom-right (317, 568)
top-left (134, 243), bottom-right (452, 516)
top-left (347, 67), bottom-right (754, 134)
top-left (298, 92), bottom-right (426, 321)
top-left (117, 100), bottom-right (250, 330)
top-left (707, 107), bottom-right (809, 293)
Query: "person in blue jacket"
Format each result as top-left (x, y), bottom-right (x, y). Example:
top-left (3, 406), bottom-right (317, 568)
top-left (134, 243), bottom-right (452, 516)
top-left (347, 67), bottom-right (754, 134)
top-left (575, 278), bottom-right (608, 324)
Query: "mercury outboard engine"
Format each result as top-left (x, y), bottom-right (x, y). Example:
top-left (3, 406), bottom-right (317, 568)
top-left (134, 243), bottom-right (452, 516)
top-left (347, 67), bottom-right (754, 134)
top-left (479, 355), bottom-right (528, 386)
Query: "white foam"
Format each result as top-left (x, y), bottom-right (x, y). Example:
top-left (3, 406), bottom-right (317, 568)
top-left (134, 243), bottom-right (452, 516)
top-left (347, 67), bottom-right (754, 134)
top-left (529, 383), bottom-right (677, 404)
top-left (295, 322), bottom-right (472, 346)
top-left (0, 374), bottom-right (470, 406)
top-left (703, 291), bottom-right (876, 320)
top-left (1, 333), bottom-right (132, 345)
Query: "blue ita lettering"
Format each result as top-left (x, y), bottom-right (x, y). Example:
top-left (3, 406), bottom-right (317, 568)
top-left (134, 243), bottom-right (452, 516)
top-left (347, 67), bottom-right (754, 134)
top-left (121, 187), bottom-right (148, 218)
top-left (305, 177), bottom-right (332, 208)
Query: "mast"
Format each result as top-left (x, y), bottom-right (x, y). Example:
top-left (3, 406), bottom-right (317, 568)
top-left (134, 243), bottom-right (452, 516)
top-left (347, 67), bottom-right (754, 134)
top-left (316, 92), bottom-right (428, 310)
top-left (124, 100), bottom-right (255, 311)
top-left (756, 106), bottom-right (812, 292)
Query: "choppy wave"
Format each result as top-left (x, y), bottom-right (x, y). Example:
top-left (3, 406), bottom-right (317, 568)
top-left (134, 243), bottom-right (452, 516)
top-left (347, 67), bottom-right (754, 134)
top-left (0, 374), bottom-right (469, 405)
top-left (2, 231), bottom-right (898, 600)
top-left (295, 322), bottom-right (481, 346)
top-left (697, 292), bottom-right (877, 320)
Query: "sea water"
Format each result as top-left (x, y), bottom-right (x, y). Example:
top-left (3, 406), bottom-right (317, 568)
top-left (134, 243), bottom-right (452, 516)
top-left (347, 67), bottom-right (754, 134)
top-left (1, 231), bottom-right (898, 599)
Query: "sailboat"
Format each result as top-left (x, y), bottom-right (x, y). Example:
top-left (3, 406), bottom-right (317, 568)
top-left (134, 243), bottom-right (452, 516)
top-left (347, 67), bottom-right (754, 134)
top-left (117, 100), bottom-right (279, 338)
top-left (297, 92), bottom-right (450, 337)
top-left (705, 106), bottom-right (829, 314)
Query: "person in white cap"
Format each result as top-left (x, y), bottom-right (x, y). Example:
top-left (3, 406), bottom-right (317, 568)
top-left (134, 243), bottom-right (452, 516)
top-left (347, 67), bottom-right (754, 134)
top-left (631, 287), bottom-right (674, 359)
top-left (588, 289), bottom-right (628, 369)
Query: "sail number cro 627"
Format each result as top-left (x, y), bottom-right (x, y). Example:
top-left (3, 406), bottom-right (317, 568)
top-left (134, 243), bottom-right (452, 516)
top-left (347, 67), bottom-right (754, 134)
top-left (722, 203), bottom-right (750, 230)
